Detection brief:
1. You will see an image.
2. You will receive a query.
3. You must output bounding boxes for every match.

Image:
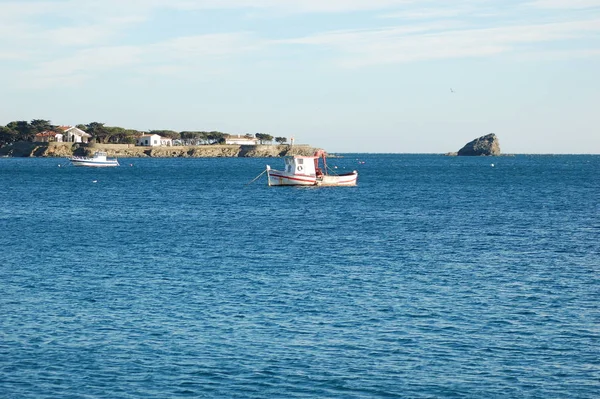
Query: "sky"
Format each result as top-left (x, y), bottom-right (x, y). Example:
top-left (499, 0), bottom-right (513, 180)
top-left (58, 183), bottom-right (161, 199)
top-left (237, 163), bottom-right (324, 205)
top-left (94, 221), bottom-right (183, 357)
top-left (1, 0), bottom-right (599, 153)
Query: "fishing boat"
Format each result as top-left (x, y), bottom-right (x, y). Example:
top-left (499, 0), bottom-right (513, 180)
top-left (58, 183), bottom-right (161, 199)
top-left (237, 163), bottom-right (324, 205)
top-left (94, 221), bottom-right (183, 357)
top-left (266, 150), bottom-right (358, 186)
top-left (69, 151), bottom-right (119, 167)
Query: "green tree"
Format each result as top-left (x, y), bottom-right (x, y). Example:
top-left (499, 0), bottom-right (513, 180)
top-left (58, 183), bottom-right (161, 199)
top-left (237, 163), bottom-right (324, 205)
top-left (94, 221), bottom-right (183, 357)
top-left (83, 122), bottom-right (109, 143)
top-left (255, 133), bottom-right (274, 144)
top-left (0, 126), bottom-right (16, 146)
top-left (121, 135), bottom-right (136, 144)
top-left (275, 137), bottom-right (287, 144)
top-left (6, 121), bottom-right (34, 142)
top-left (30, 119), bottom-right (54, 134)
top-left (181, 131), bottom-right (203, 145)
top-left (149, 130), bottom-right (180, 140)
top-left (207, 131), bottom-right (226, 144)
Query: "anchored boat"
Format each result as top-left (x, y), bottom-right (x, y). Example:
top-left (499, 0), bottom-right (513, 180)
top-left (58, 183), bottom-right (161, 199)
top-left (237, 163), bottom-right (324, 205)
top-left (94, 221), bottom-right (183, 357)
top-left (69, 151), bottom-right (119, 167)
top-left (266, 150), bottom-right (357, 186)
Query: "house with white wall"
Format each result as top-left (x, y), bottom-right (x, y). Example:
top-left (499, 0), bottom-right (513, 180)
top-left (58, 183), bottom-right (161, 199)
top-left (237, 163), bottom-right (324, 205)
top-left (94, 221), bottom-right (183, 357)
top-left (57, 126), bottom-right (91, 143)
top-left (136, 134), bottom-right (172, 147)
top-left (225, 135), bottom-right (259, 145)
top-left (34, 130), bottom-right (64, 142)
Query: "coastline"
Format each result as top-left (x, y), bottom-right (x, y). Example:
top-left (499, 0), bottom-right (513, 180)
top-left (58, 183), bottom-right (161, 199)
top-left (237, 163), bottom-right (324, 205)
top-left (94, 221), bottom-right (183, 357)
top-left (0, 142), bottom-right (321, 158)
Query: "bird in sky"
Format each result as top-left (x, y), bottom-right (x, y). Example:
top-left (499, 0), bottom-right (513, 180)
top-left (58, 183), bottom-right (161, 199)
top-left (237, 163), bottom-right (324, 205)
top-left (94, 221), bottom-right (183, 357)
top-left (450, 88), bottom-right (455, 93)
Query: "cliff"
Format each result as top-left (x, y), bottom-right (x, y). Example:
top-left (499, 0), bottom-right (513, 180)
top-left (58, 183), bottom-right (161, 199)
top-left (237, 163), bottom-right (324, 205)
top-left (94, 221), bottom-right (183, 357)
top-left (0, 142), bottom-right (321, 158)
top-left (456, 133), bottom-right (501, 156)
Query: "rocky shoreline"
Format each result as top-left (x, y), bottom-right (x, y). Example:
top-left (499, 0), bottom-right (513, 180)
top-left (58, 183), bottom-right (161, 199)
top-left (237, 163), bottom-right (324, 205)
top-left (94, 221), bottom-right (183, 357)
top-left (0, 142), bottom-right (321, 158)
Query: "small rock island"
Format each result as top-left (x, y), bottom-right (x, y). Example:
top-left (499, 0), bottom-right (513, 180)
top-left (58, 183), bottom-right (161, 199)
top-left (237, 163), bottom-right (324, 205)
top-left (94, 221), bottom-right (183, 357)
top-left (456, 133), bottom-right (501, 156)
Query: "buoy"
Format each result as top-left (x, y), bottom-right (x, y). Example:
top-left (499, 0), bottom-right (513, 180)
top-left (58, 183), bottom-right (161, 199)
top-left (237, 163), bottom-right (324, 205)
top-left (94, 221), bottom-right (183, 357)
top-left (491, 163), bottom-right (495, 167)
top-left (92, 180), bottom-right (97, 183)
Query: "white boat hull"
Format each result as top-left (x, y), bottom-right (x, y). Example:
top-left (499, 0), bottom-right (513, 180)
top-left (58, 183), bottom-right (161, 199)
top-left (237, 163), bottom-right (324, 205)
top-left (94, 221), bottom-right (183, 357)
top-left (69, 151), bottom-right (119, 167)
top-left (318, 173), bottom-right (358, 186)
top-left (70, 159), bottom-right (119, 167)
top-left (267, 170), bottom-right (317, 186)
top-left (267, 169), bottom-right (357, 187)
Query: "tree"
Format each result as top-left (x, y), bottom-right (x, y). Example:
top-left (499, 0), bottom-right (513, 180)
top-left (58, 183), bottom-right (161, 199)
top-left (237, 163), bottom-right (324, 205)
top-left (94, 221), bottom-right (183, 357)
top-left (275, 137), bottom-right (287, 144)
top-left (149, 130), bottom-right (180, 140)
top-left (6, 121), bottom-right (34, 142)
top-left (83, 122), bottom-right (109, 143)
top-left (121, 135), bottom-right (136, 144)
top-left (207, 131), bottom-right (226, 144)
top-left (181, 131), bottom-right (203, 145)
top-left (0, 126), bottom-right (16, 146)
top-left (30, 119), bottom-right (54, 134)
top-left (255, 133), bottom-right (274, 144)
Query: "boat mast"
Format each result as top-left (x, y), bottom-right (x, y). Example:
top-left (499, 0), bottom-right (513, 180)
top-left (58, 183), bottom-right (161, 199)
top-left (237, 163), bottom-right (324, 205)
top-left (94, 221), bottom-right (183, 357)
top-left (314, 149), bottom-right (328, 175)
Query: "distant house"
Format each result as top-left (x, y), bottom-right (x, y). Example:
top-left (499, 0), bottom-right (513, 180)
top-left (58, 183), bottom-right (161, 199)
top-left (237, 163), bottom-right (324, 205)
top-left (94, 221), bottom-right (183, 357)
top-left (35, 130), bottom-right (64, 143)
top-left (225, 135), bottom-right (259, 145)
top-left (57, 126), bottom-right (91, 143)
top-left (136, 134), bottom-right (172, 147)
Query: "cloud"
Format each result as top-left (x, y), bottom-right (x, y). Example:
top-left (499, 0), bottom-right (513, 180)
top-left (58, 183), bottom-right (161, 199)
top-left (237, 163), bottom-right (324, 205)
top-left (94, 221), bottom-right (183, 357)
top-left (17, 32), bottom-right (264, 87)
top-left (19, 46), bottom-right (143, 88)
top-left (110, 0), bottom-right (420, 13)
top-left (149, 32), bottom-right (263, 59)
top-left (0, 0), bottom-right (420, 18)
top-left (526, 0), bottom-right (600, 9)
top-left (278, 18), bottom-right (600, 67)
top-left (3, 0), bottom-right (600, 88)
top-left (380, 8), bottom-right (468, 20)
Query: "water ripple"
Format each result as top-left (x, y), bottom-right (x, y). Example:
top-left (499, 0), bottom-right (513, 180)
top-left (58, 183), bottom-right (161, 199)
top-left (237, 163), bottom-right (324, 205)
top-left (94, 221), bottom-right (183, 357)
top-left (1, 155), bottom-right (599, 398)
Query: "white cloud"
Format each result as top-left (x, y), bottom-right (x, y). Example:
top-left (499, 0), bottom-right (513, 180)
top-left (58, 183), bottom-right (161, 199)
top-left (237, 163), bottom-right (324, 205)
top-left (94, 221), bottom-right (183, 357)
top-left (380, 8), bottom-right (467, 20)
top-left (3, 0), bottom-right (600, 88)
top-left (114, 0), bottom-right (419, 13)
top-left (149, 32), bottom-right (263, 59)
top-left (279, 18), bottom-right (600, 67)
top-left (526, 0), bottom-right (600, 8)
top-left (17, 32), bottom-right (263, 86)
top-left (20, 46), bottom-right (144, 87)
top-left (0, 0), bottom-right (419, 19)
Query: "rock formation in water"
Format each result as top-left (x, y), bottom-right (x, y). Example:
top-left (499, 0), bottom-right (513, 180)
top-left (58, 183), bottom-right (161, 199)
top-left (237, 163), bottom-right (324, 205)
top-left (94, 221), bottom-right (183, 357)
top-left (457, 133), bottom-right (501, 156)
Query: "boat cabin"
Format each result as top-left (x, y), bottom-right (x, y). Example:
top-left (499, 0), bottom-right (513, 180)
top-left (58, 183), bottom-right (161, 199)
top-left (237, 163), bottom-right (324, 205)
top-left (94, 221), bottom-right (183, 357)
top-left (285, 156), bottom-right (317, 176)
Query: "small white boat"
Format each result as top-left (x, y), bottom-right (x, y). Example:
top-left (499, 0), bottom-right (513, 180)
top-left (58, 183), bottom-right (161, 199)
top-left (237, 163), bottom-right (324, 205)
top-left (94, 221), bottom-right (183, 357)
top-left (266, 150), bottom-right (358, 187)
top-left (69, 151), bottom-right (119, 167)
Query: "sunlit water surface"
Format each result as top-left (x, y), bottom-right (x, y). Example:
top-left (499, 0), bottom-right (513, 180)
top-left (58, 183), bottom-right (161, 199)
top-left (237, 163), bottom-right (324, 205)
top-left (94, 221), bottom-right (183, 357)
top-left (1, 154), bottom-right (598, 398)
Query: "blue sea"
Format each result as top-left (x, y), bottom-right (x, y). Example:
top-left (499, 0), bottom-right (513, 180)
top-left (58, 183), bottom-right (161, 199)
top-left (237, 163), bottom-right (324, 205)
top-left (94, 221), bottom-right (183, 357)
top-left (1, 154), bottom-right (599, 399)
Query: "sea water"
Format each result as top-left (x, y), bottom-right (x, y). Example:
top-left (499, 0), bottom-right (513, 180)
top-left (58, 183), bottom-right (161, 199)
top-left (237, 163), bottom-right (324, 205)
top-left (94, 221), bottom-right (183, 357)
top-left (1, 154), bottom-right (598, 398)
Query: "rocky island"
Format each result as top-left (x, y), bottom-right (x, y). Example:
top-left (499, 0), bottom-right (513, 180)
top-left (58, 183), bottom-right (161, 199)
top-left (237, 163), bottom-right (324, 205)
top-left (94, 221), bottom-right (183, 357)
top-left (449, 133), bottom-right (501, 156)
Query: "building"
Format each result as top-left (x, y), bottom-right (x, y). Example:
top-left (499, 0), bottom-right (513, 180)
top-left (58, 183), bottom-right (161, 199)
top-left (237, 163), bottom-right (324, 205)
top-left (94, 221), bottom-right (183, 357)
top-left (225, 135), bottom-right (259, 145)
top-left (136, 134), bottom-right (172, 147)
top-left (57, 126), bottom-right (91, 143)
top-left (34, 130), bottom-right (64, 142)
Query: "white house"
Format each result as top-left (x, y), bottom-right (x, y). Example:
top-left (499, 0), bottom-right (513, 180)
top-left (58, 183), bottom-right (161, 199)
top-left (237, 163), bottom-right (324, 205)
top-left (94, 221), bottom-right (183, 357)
top-left (34, 130), bottom-right (64, 142)
top-left (57, 126), bottom-right (91, 143)
top-left (225, 135), bottom-right (259, 145)
top-left (136, 134), bottom-right (172, 147)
